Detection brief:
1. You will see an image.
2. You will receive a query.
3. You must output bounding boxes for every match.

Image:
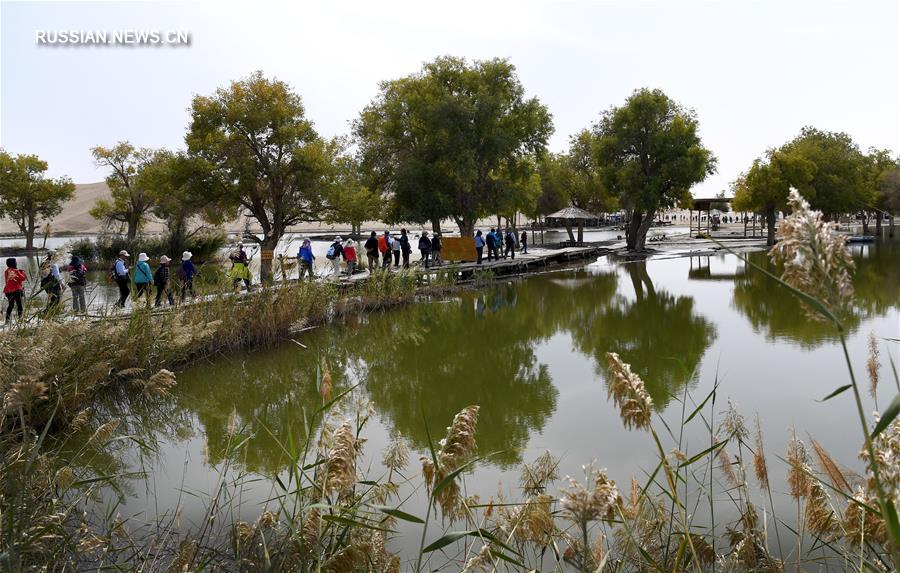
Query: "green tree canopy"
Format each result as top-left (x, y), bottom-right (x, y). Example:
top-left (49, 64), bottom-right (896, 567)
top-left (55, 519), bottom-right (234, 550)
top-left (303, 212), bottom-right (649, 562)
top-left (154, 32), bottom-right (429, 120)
top-left (186, 71), bottom-right (338, 281)
top-left (354, 56), bottom-right (553, 236)
top-left (89, 142), bottom-right (160, 241)
top-left (732, 148), bottom-right (815, 245)
top-left (590, 88), bottom-right (716, 251)
top-left (780, 127), bottom-right (867, 217)
top-left (0, 151), bottom-right (75, 250)
top-left (322, 153), bottom-right (384, 237)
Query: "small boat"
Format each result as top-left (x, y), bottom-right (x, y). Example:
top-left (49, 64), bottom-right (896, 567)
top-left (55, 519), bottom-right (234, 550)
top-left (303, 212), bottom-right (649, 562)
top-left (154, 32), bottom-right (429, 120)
top-left (845, 235), bottom-right (875, 244)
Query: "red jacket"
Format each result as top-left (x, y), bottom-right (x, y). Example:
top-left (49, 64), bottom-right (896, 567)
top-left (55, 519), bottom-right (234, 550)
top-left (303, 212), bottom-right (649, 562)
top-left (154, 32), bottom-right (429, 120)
top-left (344, 245), bottom-right (358, 263)
top-left (3, 268), bottom-right (26, 294)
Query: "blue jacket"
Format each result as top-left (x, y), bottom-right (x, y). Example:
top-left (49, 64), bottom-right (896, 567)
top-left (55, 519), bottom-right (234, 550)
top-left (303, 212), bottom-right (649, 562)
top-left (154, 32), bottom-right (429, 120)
top-left (134, 260), bottom-right (153, 284)
top-left (181, 260), bottom-right (197, 279)
top-left (298, 245), bottom-right (314, 263)
top-left (475, 235), bottom-right (485, 248)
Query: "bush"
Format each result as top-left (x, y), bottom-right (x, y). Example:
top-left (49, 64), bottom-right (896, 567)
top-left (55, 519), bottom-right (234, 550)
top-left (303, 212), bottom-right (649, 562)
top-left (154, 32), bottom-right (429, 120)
top-left (66, 232), bottom-right (227, 267)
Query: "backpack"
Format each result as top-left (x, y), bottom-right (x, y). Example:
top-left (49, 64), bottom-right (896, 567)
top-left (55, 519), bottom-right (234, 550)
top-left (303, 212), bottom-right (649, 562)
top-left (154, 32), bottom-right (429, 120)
top-left (326, 245), bottom-right (337, 260)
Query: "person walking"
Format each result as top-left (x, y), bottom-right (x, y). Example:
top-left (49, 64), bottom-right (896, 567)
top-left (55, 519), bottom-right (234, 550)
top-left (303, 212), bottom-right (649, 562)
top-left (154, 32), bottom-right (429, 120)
top-left (180, 251), bottom-right (197, 299)
top-left (134, 252), bottom-right (153, 301)
top-left (297, 240), bottom-right (315, 280)
top-left (112, 250), bottom-right (131, 308)
top-left (67, 254), bottom-right (88, 314)
top-left (229, 242), bottom-right (252, 291)
top-left (39, 253), bottom-right (64, 314)
top-left (520, 230), bottom-right (528, 254)
top-left (343, 238), bottom-right (358, 275)
top-left (153, 255), bottom-right (175, 307)
top-left (494, 229), bottom-right (506, 259)
top-left (504, 229), bottom-right (516, 260)
top-left (474, 230), bottom-right (485, 265)
top-left (392, 232), bottom-right (402, 267)
top-left (431, 232), bottom-right (442, 266)
top-left (485, 228), bottom-right (496, 261)
top-left (4, 258), bottom-right (26, 323)
top-left (326, 236), bottom-right (344, 277)
top-left (377, 231), bottom-right (390, 269)
top-left (399, 229), bottom-right (412, 269)
top-left (364, 231), bottom-right (379, 271)
top-left (418, 231), bottom-right (432, 268)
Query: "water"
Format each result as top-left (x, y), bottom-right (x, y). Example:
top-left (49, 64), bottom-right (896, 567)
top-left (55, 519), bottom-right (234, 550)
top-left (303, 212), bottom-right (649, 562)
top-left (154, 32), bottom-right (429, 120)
top-left (84, 241), bottom-right (899, 563)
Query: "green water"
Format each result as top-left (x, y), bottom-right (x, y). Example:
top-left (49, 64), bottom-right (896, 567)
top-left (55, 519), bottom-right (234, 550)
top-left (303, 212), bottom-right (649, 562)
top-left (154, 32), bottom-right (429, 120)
top-left (107, 242), bottom-right (900, 559)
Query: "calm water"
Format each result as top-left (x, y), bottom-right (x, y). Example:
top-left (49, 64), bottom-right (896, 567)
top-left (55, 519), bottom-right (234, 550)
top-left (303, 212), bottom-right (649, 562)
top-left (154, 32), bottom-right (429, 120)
top-left (92, 241), bottom-right (899, 563)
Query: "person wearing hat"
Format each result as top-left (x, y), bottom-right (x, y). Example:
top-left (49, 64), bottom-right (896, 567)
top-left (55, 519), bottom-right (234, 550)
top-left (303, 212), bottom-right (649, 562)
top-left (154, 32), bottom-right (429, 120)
top-left (179, 251), bottom-right (197, 300)
top-left (153, 255), bottom-right (175, 307)
top-left (133, 252), bottom-right (153, 301)
top-left (296, 240), bottom-right (315, 281)
top-left (67, 254), bottom-right (88, 314)
top-left (112, 250), bottom-right (131, 308)
top-left (39, 252), bottom-right (64, 314)
top-left (229, 242), bottom-right (251, 291)
top-left (431, 232), bottom-right (442, 266)
top-left (4, 258), bottom-right (26, 323)
top-left (325, 236), bottom-right (344, 277)
top-left (343, 238), bottom-right (358, 276)
top-left (418, 231), bottom-right (432, 268)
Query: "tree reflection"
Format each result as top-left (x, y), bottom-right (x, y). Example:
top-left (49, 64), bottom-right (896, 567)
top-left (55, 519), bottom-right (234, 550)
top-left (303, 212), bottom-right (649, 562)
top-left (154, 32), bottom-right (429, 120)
top-left (731, 251), bottom-right (864, 348)
top-left (568, 261), bottom-right (717, 407)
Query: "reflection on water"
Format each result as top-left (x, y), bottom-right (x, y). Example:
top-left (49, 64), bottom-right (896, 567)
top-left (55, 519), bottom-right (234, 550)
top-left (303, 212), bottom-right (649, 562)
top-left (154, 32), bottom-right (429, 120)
top-left (92, 239), bottom-right (899, 554)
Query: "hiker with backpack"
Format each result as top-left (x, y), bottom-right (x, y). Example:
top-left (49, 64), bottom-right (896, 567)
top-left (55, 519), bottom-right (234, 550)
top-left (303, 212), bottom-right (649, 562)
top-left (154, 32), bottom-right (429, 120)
top-left (229, 242), bottom-right (252, 291)
top-left (39, 252), bottom-right (64, 314)
top-left (112, 250), bottom-right (131, 308)
top-left (431, 232), bottom-right (442, 266)
top-left (67, 254), bottom-right (88, 314)
top-left (343, 238), bottom-right (358, 276)
top-left (4, 258), bottom-right (26, 323)
top-left (365, 231), bottom-right (379, 271)
top-left (418, 231), bottom-right (432, 268)
top-left (399, 229), bottom-right (412, 268)
top-left (485, 228), bottom-right (497, 262)
top-left (134, 252), bottom-right (153, 301)
top-left (180, 251), bottom-right (197, 299)
top-left (326, 236), bottom-right (344, 277)
top-left (504, 229), bottom-right (516, 260)
top-left (297, 240), bottom-right (315, 281)
top-left (154, 255), bottom-right (175, 307)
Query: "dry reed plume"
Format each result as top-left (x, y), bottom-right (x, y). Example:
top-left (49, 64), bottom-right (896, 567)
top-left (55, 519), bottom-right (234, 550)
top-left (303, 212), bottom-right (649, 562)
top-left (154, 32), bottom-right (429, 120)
top-left (769, 188), bottom-right (855, 317)
top-left (604, 352), bottom-right (653, 431)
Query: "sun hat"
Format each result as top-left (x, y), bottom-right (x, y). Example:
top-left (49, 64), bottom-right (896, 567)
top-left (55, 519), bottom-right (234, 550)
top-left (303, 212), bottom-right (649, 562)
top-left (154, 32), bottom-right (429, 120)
top-left (138, 252), bottom-right (149, 262)
top-left (182, 251), bottom-right (192, 261)
top-left (334, 236), bottom-right (342, 242)
top-left (159, 255), bottom-right (171, 264)
top-left (119, 250), bottom-right (130, 257)
top-left (237, 241), bottom-right (244, 247)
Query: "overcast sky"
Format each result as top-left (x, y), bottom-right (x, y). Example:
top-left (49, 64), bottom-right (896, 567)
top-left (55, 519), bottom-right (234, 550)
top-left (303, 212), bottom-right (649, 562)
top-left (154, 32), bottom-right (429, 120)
top-left (2, 0), bottom-right (898, 198)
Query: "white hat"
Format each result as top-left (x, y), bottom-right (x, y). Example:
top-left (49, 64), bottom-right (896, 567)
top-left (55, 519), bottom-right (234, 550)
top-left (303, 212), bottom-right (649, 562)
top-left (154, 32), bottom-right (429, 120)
top-left (182, 251), bottom-right (193, 261)
top-left (119, 250), bottom-right (130, 257)
top-left (334, 236), bottom-right (342, 242)
top-left (160, 255), bottom-right (171, 264)
top-left (138, 252), bottom-right (149, 262)
top-left (344, 238), bottom-right (354, 245)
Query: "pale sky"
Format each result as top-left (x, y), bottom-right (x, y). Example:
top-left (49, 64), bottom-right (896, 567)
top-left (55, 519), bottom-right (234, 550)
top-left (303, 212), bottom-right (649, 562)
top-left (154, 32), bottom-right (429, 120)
top-left (2, 0), bottom-right (898, 198)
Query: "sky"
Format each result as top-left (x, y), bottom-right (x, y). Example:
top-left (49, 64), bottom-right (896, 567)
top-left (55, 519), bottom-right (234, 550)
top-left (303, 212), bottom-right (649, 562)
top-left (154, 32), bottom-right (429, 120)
top-left (1, 0), bottom-right (898, 198)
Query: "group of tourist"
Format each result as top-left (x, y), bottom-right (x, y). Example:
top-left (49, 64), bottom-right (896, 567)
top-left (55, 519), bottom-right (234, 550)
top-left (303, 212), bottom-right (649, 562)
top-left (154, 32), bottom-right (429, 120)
top-left (474, 228), bottom-right (527, 265)
top-left (2, 249), bottom-right (199, 322)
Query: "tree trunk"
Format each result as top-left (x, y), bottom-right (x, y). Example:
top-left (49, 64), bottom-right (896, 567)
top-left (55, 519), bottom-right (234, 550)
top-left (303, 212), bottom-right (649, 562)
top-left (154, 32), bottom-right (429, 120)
top-left (577, 221), bottom-right (584, 243)
top-left (633, 209), bottom-right (655, 251)
top-left (432, 219), bottom-right (441, 235)
top-left (626, 211), bottom-right (642, 250)
top-left (24, 217), bottom-right (36, 251)
top-left (861, 212), bottom-right (869, 235)
top-left (875, 212), bottom-right (883, 236)
top-left (126, 214), bottom-right (139, 242)
top-left (457, 218), bottom-right (475, 238)
top-left (765, 207), bottom-right (776, 247)
top-left (259, 235), bottom-right (279, 285)
top-left (890, 212), bottom-right (895, 238)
